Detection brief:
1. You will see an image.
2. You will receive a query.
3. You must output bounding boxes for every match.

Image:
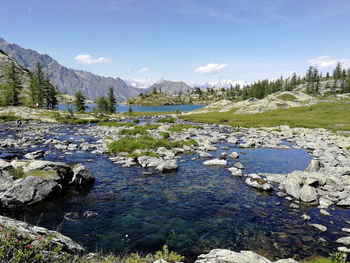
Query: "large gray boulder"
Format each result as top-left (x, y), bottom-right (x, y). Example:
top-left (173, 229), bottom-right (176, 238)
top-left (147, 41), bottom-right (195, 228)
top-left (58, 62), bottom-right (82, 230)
top-left (0, 215), bottom-right (85, 256)
top-left (299, 185), bottom-right (318, 203)
top-left (137, 156), bottom-right (162, 168)
top-left (156, 160), bottom-right (178, 172)
top-left (70, 164), bottom-right (95, 185)
top-left (0, 176), bottom-right (61, 208)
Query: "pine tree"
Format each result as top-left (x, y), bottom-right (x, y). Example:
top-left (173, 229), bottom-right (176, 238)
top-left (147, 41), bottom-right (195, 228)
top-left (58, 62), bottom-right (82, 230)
top-left (1, 61), bottom-right (23, 106)
top-left (74, 90), bottom-right (86, 112)
top-left (107, 86), bottom-right (116, 113)
top-left (96, 96), bottom-right (109, 114)
top-left (30, 62), bottom-right (46, 105)
top-left (43, 76), bottom-right (58, 109)
top-left (333, 62), bottom-right (342, 80)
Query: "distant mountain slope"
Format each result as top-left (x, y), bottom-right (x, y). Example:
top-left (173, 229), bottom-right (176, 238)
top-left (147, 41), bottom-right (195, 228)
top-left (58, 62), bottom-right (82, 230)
top-left (0, 49), bottom-right (30, 90)
top-left (146, 80), bottom-right (192, 95)
top-left (0, 37), bottom-right (142, 101)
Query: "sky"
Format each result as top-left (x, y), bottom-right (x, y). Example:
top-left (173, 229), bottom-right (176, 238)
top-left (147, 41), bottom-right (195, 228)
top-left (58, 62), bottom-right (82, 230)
top-left (1, 0), bottom-right (350, 87)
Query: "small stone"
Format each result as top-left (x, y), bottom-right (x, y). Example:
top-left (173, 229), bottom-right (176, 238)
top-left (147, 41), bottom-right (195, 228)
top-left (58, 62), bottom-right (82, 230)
top-left (290, 203), bottom-right (299, 209)
top-left (229, 151), bottom-right (239, 159)
top-left (234, 162), bottom-right (244, 169)
top-left (338, 247), bottom-right (350, 253)
top-left (320, 209), bottom-right (331, 216)
top-left (310, 224), bottom-right (327, 232)
top-left (337, 236), bottom-right (350, 245)
top-left (342, 228), bottom-right (350, 234)
top-left (301, 214), bottom-right (311, 221)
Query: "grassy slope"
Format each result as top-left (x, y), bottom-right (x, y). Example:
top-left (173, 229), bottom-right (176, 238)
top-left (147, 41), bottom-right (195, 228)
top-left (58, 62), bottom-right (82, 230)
top-left (182, 100), bottom-right (350, 131)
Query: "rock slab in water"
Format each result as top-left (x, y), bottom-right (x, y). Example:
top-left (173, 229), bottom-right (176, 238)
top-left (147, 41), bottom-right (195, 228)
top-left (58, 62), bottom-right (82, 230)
top-left (203, 159), bottom-right (227, 166)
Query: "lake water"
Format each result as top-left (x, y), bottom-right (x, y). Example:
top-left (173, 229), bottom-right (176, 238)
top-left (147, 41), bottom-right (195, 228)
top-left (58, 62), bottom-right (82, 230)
top-left (57, 104), bottom-right (205, 113)
top-left (2, 123), bottom-right (349, 261)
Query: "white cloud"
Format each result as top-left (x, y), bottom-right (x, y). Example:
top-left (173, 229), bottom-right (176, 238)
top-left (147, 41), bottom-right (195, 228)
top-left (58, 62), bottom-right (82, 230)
top-left (124, 78), bottom-right (153, 89)
top-left (138, 67), bottom-right (150, 73)
top-left (125, 68), bottom-right (132, 72)
top-left (307, 55), bottom-right (350, 68)
top-left (194, 63), bottom-right (228, 74)
top-left (74, 54), bottom-right (111, 64)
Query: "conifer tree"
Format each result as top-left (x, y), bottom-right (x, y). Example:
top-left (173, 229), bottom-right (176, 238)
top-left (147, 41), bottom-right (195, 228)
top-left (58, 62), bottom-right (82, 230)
top-left (1, 61), bottom-right (22, 106)
top-left (107, 86), bottom-right (116, 113)
top-left (96, 96), bottom-right (109, 114)
top-left (74, 90), bottom-right (86, 112)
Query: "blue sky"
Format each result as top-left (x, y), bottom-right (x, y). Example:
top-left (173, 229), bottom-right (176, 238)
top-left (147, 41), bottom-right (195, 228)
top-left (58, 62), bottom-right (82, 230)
top-left (1, 0), bottom-right (350, 87)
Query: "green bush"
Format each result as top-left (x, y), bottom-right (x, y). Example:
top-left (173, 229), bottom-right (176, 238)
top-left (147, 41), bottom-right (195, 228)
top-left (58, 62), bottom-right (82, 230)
top-left (160, 132), bottom-right (170, 139)
top-left (8, 168), bottom-right (26, 179)
top-left (156, 118), bottom-right (176, 123)
top-left (108, 136), bottom-right (197, 154)
top-left (98, 122), bottom-right (135, 128)
top-left (277, 93), bottom-right (298, 101)
top-left (168, 124), bottom-right (203, 132)
top-left (0, 114), bottom-right (18, 122)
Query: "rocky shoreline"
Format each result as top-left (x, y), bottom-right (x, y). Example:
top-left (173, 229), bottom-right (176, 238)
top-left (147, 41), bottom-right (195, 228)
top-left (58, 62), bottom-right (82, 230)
top-left (1, 116), bottom-right (350, 261)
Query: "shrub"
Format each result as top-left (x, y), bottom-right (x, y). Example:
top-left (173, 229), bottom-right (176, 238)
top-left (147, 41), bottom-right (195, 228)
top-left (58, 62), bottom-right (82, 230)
top-left (160, 132), bottom-right (170, 139)
top-left (98, 122), bottom-right (135, 128)
top-left (168, 124), bottom-right (203, 132)
top-left (277, 94), bottom-right (297, 101)
top-left (8, 168), bottom-right (26, 179)
top-left (156, 118), bottom-right (176, 123)
top-left (0, 114), bottom-right (18, 122)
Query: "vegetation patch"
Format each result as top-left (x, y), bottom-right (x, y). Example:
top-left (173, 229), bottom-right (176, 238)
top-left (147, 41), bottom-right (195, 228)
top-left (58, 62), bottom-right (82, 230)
top-left (108, 136), bottom-right (197, 154)
top-left (98, 122), bottom-right (135, 128)
top-left (160, 132), bottom-right (170, 139)
top-left (0, 114), bottom-right (18, 122)
top-left (8, 168), bottom-right (56, 180)
top-left (156, 117), bottom-right (176, 123)
top-left (54, 116), bottom-right (99, 124)
top-left (182, 100), bottom-right (350, 131)
top-left (168, 124), bottom-right (203, 132)
top-left (277, 94), bottom-right (298, 101)
top-left (128, 151), bottom-right (159, 159)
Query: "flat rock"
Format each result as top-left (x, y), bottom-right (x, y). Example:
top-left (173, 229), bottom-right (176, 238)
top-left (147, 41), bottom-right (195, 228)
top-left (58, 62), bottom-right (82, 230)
top-left (245, 178), bottom-right (272, 191)
top-left (336, 236), bottom-right (350, 245)
top-left (203, 159), bottom-right (227, 166)
top-left (195, 249), bottom-right (272, 263)
top-left (310, 223), bottom-right (327, 232)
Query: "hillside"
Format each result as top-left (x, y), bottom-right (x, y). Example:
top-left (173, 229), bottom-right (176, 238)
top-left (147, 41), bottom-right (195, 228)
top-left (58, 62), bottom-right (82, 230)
top-left (146, 80), bottom-right (192, 95)
top-left (0, 49), bottom-right (31, 103)
top-left (0, 37), bottom-right (142, 101)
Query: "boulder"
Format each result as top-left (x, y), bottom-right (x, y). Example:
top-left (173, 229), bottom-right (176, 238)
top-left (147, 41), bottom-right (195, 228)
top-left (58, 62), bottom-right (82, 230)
top-left (336, 236), bottom-right (350, 246)
top-left (156, 160), bottom-right (178, 172)
top-left (229, 151), bottom-right (239, 159)
top-left (310, 223), bottom-right (327, 232)
top-left (24, 150), bottom-right (45, 160)
top-left (228, 167), bottom-right (243, 176)
top-left (137, 156), bottom-right (162, 168)
top-left (299, 185), bottom-right (318, 203)
top-left (305, 159), bottom-right (324, 172)
top-left (0, 176), bottom-right (61, 208)
top-left (234, 162), bottom-right (244, 169)
top-left (203, 159), bottom-right (227, 166)
top-left (195, 249), bottom-right (272, 263)
top-left (0, 215), bottom-right (85, 256)
top-left (70, 164), bottom-right (95, 185)
top-left (245, 178), bottom-right (272, 191)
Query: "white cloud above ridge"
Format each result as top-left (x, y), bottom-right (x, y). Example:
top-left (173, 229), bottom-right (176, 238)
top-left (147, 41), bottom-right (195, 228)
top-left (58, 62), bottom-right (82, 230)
top-left (138, 67), bottom-right (150, 73)
top-left (194, 63), bottom-right (228, 74)
top-left (74, 54), bottom-right (111, 64)
top-left (307, 55), bottom-right (350, 68)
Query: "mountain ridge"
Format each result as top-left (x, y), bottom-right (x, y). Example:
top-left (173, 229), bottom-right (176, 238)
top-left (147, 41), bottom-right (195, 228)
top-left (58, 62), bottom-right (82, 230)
top-left (0, 37), bottom-right (142, 101)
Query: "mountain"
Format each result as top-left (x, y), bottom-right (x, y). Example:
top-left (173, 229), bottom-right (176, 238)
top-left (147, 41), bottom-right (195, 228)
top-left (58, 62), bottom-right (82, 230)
top-left (146, 80), bottom-right (192, 95)
top-left (0, 37), bottom-right (142, 101)
top-left (0, 49), bottom-right (31, 90)
top-left (195, 79), bottom-right (247, 89)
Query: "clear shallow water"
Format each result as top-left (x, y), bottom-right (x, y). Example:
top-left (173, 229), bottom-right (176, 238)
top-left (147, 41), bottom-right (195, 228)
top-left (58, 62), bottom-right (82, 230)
top-left (2, 124), bottom-right (350, 261)
top-left (57, 103), bottom-right (205, 113)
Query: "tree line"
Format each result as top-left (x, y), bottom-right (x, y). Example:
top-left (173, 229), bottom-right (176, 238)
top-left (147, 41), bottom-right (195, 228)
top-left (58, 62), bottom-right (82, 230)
top-left (0, 61), bottom-right (58, 108)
